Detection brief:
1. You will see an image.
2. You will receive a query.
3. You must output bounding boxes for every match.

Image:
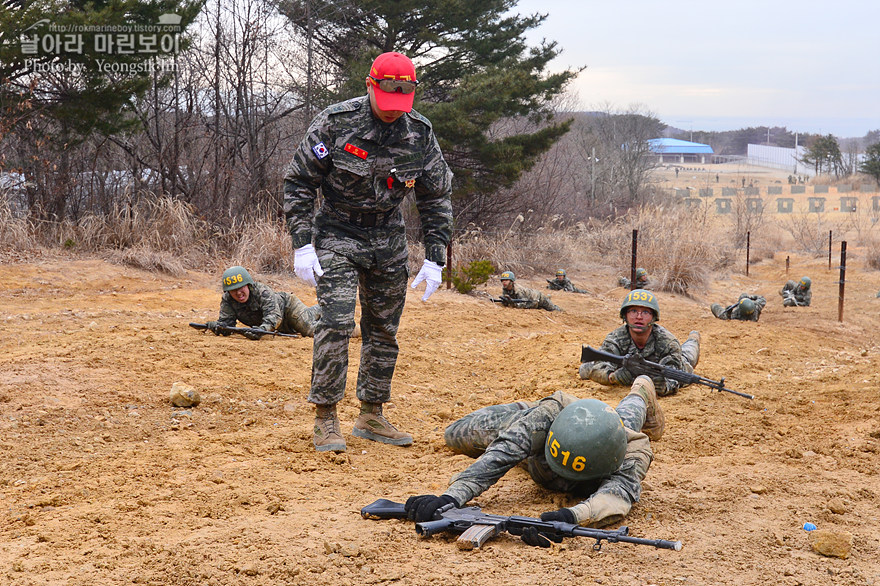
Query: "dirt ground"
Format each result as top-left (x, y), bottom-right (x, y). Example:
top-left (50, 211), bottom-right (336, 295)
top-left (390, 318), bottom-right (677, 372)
top-left (2, 249), bottom-right (880, 586)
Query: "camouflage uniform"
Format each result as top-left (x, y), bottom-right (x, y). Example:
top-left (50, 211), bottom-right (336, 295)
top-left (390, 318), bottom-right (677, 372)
top-left (548, 277), bottom-right (588, 294)
top-left (780, 280), bottom-right (811, 307)
top-left (217, 282), bottom-right (321, 337)
top-left (502, 284), bottom-right (561, 312)
top-left (711, 293), bottom-right (766, 321)
top-left (618, 275), bottom-right (650, 289)
top-left (443, 391), bottom-right (652, 526)
top-left (283, 95), bottom-right (453, 406)
top-left (579, 324), bottom-right (699, 396)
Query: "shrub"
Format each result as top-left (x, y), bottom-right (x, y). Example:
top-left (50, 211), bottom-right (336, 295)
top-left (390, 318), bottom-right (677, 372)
top-left (445, 259), bottom-right (496, 294)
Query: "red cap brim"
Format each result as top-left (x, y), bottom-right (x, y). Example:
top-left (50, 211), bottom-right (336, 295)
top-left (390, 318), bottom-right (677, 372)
top-left (373, 88), bottom-right (415, 113)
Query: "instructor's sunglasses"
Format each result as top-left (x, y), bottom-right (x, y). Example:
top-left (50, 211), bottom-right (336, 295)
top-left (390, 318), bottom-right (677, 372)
top-left (369, 75), bottom-right (419, 94)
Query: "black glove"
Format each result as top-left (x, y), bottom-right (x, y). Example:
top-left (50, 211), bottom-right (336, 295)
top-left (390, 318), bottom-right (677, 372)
top-left (243, 329), bottom-right (264, 340)
top-left (539, 508), bottom-right (576, 524)
top-left (519, 526), bottom-right (564, 548)
top-left (205, 320), bottom-right (220, 334)
top-left (404, 494), bottom-right (457, 523)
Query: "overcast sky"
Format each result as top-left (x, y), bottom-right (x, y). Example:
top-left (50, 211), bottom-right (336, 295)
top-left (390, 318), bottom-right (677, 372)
top-left (510, 0), bottom-right (879, 138)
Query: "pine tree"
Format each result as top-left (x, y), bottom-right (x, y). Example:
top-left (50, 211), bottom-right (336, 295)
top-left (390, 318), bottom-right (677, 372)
top-left (279, 0), bottom-right (579, 227)
top-left (0, 0), bottom-right (202, 219)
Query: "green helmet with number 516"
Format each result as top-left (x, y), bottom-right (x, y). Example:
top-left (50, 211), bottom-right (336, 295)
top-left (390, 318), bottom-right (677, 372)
top-left (620, 288), bottom-right (660, 321)
top-left (545, 399), bottom-right (627, 481)
top-left (738, 297), bottom-right (756, 315)
top-left (221, 266), bottom-right (254, 291)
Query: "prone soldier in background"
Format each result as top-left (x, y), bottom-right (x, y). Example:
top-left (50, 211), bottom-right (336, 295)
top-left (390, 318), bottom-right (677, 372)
top-left (547, 269), bottom-right (589, 294)
top-left (498, 271), bottom-right (561, 312)
top-left (205, 266), bottom-right (322, 339)
top-left (618, 267), bottom-right (650, 289)
top-left (780, 276), bottom-right (811, 307)
top-left (579, 289), bottom-right (700, 397)
top-left (710, 293), bottom-right (766, 321)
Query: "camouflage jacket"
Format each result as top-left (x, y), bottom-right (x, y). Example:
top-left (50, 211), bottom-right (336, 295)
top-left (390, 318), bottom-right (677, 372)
top-left (548, 277), bottom-right (587, 294)
top-left (779, 281), bottom-right (812, 306)
top-left (501, 284), bottom-right (559, 310)
top-left (714, 293), bottom-right (766, 321)
top-left (583, 324), bottom-right (686, 390)
top-left (282, 95), bottom-right (453, 267)
top-left (444, 391), bottom-right (652, 524)
top-left (217, 282), bottom-right (288, 331)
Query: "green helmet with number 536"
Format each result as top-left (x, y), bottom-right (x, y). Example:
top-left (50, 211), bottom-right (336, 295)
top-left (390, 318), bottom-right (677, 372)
top-left (221, 266), bottom-right (254, 291)
top-left (545, 399), bottom-right (627, 481)
top-left (620, 288), bottom-right (660, 321)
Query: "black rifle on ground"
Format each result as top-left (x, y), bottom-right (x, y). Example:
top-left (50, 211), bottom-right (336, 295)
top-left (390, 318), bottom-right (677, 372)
top-left (489, 295), bottom-right (529, 307)
top-left (361, 499), bottom-right (682, 552)
top-left (189, 322), bottom-right (300, 339)
top-left (580, 345), bottom-right (754, 400)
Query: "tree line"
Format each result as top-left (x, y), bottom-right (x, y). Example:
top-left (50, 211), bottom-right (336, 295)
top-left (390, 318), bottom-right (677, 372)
top-left (2, 0), bottom-right (878, 237)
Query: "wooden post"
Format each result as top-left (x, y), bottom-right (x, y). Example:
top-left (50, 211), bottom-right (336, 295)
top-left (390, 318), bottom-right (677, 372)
top-left (445, 241), bottom-right (453, 289)
top-left (785, 256), bottom-right (790, 276)
top-left (838, 241), bottom-right (846, 322)
top-left (630, 229), bottom-right (638, 290)
top-left (828, 230), bottom-right (833, 270)
top-left (746, 231), bottom-right (750, 276)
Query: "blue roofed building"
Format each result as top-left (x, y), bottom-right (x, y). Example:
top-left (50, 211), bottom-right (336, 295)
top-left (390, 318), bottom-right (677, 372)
top-left (648, 138), bottom-right (714, 164)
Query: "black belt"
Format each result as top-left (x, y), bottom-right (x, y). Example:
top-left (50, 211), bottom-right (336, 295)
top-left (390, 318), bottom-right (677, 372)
top-left (324, 201), bottom-right (396, 228)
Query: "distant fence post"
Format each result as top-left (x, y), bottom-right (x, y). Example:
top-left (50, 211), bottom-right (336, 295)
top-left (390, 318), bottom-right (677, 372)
top-left (630, 229), bottom-right (638, 290)
top-left (785, 256), bottom-right (790, 276)
top-left (838, 241), bottom-right (847, 322)
top-left (746, 231), bottom-right (750, 276)
top-left (828, 230), bottom-right (833, 270)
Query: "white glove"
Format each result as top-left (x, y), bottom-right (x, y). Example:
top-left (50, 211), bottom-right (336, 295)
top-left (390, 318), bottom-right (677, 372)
top-left (411, 259), bottom-right (442, 301)
top-left (294, 244), bottom-right (324, 287)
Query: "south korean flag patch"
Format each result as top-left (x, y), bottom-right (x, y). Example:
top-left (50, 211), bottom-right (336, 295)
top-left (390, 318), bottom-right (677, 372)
top-left (312, 141), bottom-right (329, 160)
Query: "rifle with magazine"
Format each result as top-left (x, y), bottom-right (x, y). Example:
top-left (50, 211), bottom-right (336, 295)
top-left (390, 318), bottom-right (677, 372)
top-left (189, 322), bottom-right (300, 339)
top-left (361, 499), bottom-right (682, 552)
top-left (581, 345), bottom-right (753, 400)
top-left (489, 295), bottom-right (529, 307)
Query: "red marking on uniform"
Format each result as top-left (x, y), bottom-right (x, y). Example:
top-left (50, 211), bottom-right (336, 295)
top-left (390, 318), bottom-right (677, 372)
top-left (344, 143), bottom-right (368, 159)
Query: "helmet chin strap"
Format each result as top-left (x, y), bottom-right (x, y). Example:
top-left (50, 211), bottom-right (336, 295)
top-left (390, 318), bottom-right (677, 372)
top-left (627, 320), bottom-right (654, 334)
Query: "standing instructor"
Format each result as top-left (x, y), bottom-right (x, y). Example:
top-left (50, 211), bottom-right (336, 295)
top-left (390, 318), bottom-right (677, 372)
top-left (283, 52), bottom-right (453, 453)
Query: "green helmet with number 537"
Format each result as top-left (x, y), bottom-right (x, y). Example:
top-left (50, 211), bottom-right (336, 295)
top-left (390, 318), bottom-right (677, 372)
top-left (620, 288), bottom-right (660, 321)
top-left (545, 399), bottom-right (627, 481)
top-left (221, 266), bottom-right (254, 291)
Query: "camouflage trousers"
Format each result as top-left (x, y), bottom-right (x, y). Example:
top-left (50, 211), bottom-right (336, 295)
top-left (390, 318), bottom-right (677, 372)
top-left (281, 297), bottom-right (322, 337)
top-left (444, 395), bottom-right (646, 459)
top-left (307, 248), bottom-right (408, 406)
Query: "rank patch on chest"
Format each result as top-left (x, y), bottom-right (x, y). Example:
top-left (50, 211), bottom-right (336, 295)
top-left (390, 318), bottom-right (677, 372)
top-left (344, 143), bottom-right (368, 159)
top-left (312, 142), bottom-right (329, 159)
top-left (405, 179), bottom-right (416, 188)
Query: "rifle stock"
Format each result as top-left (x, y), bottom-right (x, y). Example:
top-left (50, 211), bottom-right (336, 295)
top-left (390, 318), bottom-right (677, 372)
top-left (580, 345), bottom-right (753, 400)
top-left (361, 499), bottom-right (682, 552)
